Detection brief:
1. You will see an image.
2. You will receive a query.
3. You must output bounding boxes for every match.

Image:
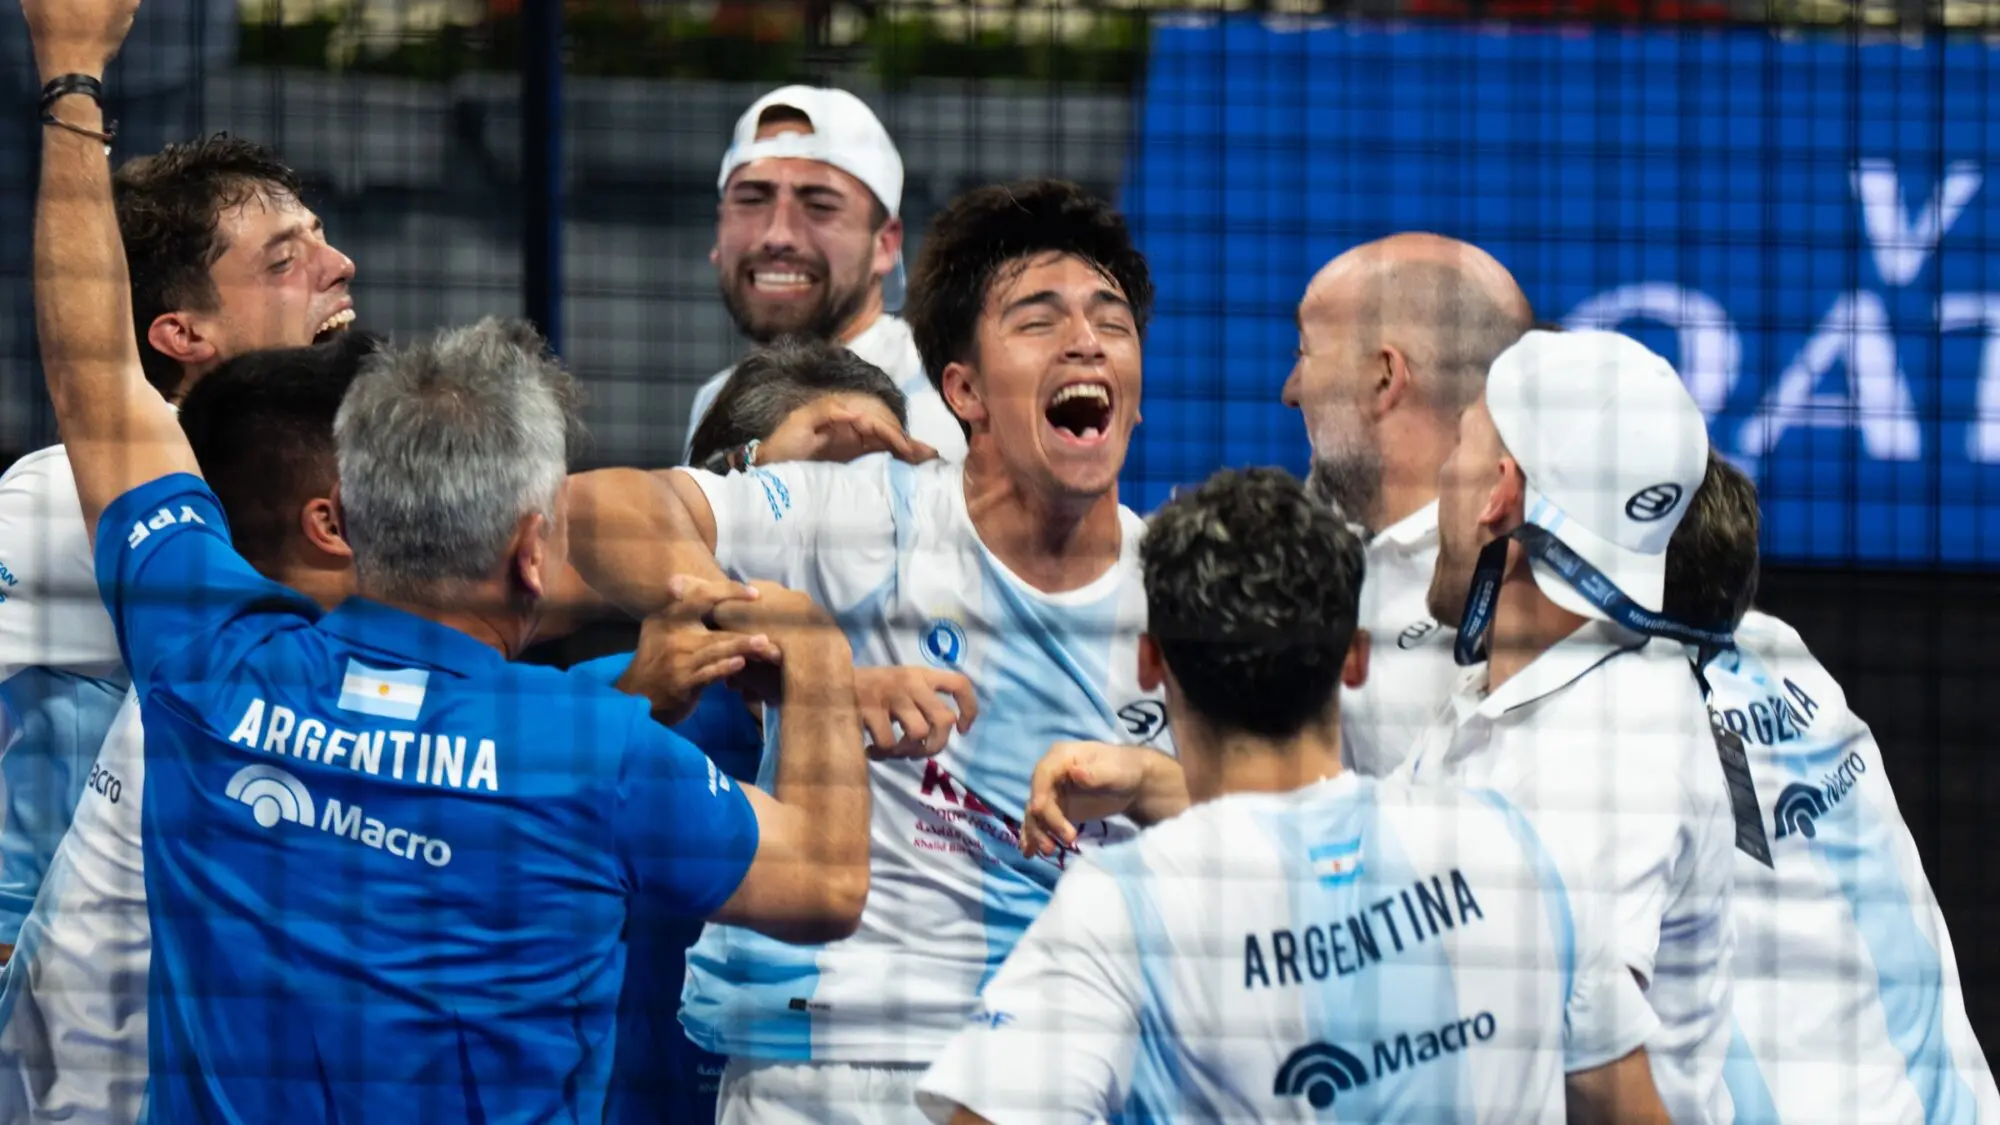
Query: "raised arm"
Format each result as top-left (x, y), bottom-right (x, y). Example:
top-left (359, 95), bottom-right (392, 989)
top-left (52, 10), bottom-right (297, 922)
top-left (27, 0), bottom-right (198, 540)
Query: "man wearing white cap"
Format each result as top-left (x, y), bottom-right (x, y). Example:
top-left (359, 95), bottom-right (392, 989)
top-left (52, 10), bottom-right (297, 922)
top-left (684, 86), bottom-right (968, 463)
top-left (1403, 329), bottom-right (1739, 1125)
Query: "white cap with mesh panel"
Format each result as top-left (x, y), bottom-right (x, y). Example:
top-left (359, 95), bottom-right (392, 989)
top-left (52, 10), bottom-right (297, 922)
top-left (716, 86), bottom-right (907, 310)
top-left (1486, 329), bottom-right (1711, 620)
top-left (716, 86), bottom-right (904, 217)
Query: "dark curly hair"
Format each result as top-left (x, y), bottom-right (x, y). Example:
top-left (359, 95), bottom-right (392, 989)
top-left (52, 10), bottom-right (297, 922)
top-left (113, 135), bottom-right (306, 398)
top-left (905, 180), bottom-right (1152, 436)
top-left (1664, 451), bottom-right (1761, 632)
top-left (1141, 467), bottom-right (1366, 739)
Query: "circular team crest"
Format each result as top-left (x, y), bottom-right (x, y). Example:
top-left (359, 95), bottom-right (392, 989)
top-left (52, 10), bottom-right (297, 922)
top-left (921, 618), bottom-right (968, 668)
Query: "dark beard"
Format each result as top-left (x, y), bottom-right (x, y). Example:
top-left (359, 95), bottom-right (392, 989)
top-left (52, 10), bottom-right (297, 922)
top-left (721, 269), bottom-right (874, 345)
top-left (1306, 452), bottom-right (1383, 537)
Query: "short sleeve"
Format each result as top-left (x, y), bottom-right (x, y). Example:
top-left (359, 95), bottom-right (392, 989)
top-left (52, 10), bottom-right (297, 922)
top-left (91, 474), bottom-right (309, 691)
top-left (680, 459), bottom-right (898, 612)
top-left (1562, 882), bottom-right (1662, 1073)
top-left (0, 450), bottom-right (123, 678)
top-left (916, 862), bottom-right (1143, 1125)
top-left (613, 713), bottom-right (761, 918)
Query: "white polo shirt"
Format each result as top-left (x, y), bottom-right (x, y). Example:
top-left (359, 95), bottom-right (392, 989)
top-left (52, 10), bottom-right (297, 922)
top-left (1343, 501), bottom-right (1458, 778)
top-left (1400, 619), bottom-right (1737, 1125)
top-left (1708, 611), bottom-right (2000, 1125)
top-left (682, 314), bottom-right (968, 464)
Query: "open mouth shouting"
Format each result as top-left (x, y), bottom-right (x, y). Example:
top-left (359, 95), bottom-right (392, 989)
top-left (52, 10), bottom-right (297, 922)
top-left (1044, 381), bottom-right (1114, 446)
top-left (314, 307), bottom-right (356, 344)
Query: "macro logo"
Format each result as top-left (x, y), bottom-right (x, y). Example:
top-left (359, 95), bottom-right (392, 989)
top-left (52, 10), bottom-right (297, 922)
top-left (1397, 618), bottom-right (1441, 650)
top-left (1774, 750), bottom-right (1868, 841)
top-left (921, 617), bottom-right (968, 669)
top-left (226, 764), bottom-right (315, 829)
top-left (1274, 1042), bottom-right (1370, 1110)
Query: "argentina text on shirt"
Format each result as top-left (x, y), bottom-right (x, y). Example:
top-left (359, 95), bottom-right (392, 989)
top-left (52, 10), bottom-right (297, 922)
top-left (224, 697), bottom-right (501, 793)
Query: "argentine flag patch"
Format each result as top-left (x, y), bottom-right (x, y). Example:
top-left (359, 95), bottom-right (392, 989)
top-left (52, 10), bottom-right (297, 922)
top-left (1309, 838), bottom-right (1365, 886)
top-left (337, 660), bottom-right (430, 721)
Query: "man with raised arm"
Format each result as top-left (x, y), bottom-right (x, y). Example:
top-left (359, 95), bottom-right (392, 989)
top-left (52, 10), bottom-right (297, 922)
top-left (23, 1), bottom-right (873, 1119)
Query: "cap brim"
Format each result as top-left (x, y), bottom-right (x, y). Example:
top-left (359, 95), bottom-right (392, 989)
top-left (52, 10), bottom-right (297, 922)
top-left (1521, 486), bottom-right (1667, 623)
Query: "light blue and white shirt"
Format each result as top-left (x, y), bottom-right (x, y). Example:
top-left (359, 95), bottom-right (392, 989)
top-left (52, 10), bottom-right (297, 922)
top-left (916, 774), bottom-right (1659, 1125)
top-left (0, 446), bottom-right (130, 944)
top-left (0, 690), bottom-right (147, 1125)
top-left (680, 456), bottom-right (1171, 1063)
top-left (1707, 611), bottom-right (1999, 1125)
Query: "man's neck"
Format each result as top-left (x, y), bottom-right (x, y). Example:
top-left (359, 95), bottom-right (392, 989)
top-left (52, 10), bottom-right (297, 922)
top-left (960, 445), bottom-right (1122, 594)
top-left (1193, 723), bottom-right (1346, 803)
top-left (835, 289), bottom-right (887, 346)
top-left (370, 589), bottom-right (526, 660)
top-left (1370, 414), bottom-right (1452, 533)
top-left (1484, 566), bottom-right (1589, 693)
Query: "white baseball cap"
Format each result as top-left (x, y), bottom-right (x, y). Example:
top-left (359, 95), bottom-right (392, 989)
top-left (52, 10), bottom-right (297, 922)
top-left (716, 86), bottom-right (904, 218)
top-left (1486, 329), bottom-right (1711, 620)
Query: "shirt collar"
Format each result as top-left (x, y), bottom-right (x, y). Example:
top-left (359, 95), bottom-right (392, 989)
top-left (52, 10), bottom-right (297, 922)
top-left (1471, 618), bottom-right (1646, 720)
top-left (318, 597), bottom-right (507, 677)
top-left (846, 313), bottom-right (902, 364)
top-left (1371, 499), bottom-right (1439, 554)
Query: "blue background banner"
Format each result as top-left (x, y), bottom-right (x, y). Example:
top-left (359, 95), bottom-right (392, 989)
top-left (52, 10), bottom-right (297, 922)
top-left (1119, 19), bottom-right (2000, 566)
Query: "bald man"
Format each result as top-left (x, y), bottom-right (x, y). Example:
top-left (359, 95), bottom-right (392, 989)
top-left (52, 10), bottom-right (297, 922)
top-left (1281, 233), bottom-right (1532, 775)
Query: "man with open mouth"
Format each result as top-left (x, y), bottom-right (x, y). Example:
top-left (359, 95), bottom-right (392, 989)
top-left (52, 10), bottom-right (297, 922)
top-left (0, 132), bottom-right (355, 1124)
top-left (568, 177), bottom-right (1168, 1125)
top-left (683, 85), bottom-right (968, 465)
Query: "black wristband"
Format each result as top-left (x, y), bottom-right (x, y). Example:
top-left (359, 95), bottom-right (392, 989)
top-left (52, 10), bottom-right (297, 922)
top-left (38, 74), bottom-right (105, 118)
top-left (38, 75), bottom-right (117, 146)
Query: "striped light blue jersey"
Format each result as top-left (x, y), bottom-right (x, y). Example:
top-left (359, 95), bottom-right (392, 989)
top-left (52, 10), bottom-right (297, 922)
top-left (0, 446), bottom-right (130, 944)
top-left (1706, 611), bottom-right (2000, 1125)
top-left (917, 774), bottom-right (1659, 1125)
top-left (681, 457), bottom-right (1172, 1063)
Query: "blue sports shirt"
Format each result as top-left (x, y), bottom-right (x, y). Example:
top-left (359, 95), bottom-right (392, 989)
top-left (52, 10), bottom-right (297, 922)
top-left (92, 474), bottom-right (760, 1124)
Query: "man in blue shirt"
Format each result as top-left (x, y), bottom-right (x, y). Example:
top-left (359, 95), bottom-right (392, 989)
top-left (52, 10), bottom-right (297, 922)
top-left (25, 2), bottom-right (874, 1119)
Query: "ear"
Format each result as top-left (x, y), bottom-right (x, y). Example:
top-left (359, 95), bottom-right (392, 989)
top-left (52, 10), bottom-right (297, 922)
top-left (300, 496), bottom-right (352, 559)
top-left (1476, 454), bottom-right (1527, 537)
top-left (511, 511), bottom-right (552, 603)
top-left (941, 360), bottom-right (987, 430)
top-left (146, 312), bottom-right (219, 373)
top-left (1137, 633), bottom-right (1166, 693)
top-left (873, 216), bottom-right (904, 280)
top-left (1342, 627), bottom-right (1371, 689)
top-left (1373, 344), bottom-right (1412, 418)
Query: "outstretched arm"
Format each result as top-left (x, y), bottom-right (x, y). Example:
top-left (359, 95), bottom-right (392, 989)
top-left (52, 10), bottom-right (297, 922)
top-left (28, 0), bottom-right (198, 541)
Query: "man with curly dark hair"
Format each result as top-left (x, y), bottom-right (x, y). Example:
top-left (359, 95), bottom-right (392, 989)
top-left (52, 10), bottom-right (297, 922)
top-left (920, 467), bottom-right (1669, 1125)
top-left (568, 178), bottom-right (1171, 1124)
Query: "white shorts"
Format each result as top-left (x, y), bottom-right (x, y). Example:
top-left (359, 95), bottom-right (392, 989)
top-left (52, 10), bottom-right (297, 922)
top-left (715, 1058), bottom-right (932, 1125)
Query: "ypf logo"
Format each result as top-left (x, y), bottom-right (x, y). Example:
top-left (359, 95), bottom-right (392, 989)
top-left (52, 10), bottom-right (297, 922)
top-left (1274, 1042), bottom-right (1370, 1110)
top-left (1624, 483), bottom-right (1684, 523)
top-left (1773, 782), bottom-right (1830, 840)
top-left (226, 764), bottom-right (315, 830)
top-left (921, 618), bottom-right (968, 669)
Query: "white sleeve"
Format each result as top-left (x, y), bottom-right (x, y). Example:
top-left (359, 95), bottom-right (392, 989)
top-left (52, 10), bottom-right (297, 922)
top-left (916, 862), bottom-right (1142, 1125)
top-left (1561, 879), bottom-right (1662, 1073)
top-left (0, 451), bottom-right (123, 679)
top-left (680, 458), bottom-right (900, 616)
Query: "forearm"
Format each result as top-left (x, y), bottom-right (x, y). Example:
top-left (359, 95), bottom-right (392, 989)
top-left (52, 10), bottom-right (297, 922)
top-left (1129, 750), bottom-right (1191, 827)
top-left (567, 468), bottom-right (725, 616)
top-left (771, 634), bottom-right (869, 914)
top-left (34, 87), bottom-right (193, 533)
